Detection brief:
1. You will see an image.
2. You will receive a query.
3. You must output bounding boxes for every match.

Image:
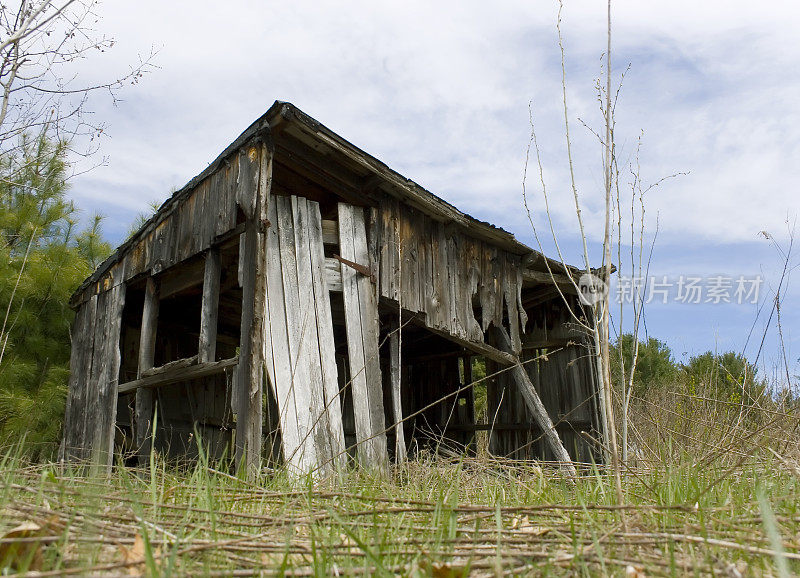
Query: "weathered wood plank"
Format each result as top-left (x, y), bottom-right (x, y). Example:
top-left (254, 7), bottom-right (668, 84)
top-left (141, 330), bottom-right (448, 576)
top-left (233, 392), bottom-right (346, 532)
top-left (324, 258), bottom-right (343, 292)
top-left (235, 219), bottom-right (264, 473)
top-left (389, 328), bottom-right (406, 463)
top-left (91, 283), bottom-right (126, 468)
top-left (338, 202), bottom-right (388, 471)
top-left (136, 277), bottom-right (159, 467)
top-left (233, 145), bottom-right (269, 475)
top-left (294, 197), bottom-right (346, 474)
top-left (306, 199), bottom-right (347, 473)
top-left (263, 194), bottom-right (304, 471)
top-left (276, 194), bottom-right (317, 471)
top-left (199, 248), bottom-right (221, 363)
top-left (321, 219), bottom-right (338, 245)
top-left (84, 289), bottom-right (110, 463)
top-left (119, 357), bottom-right (239, 394)
top-left (61, 294), bottom-right (97, 461)
top-left (141, 355), bottom-right (198, 378)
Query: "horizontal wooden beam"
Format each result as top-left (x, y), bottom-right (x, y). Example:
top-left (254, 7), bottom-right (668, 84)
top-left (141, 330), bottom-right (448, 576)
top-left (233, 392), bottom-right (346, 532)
top-left (422, 325), bottom-right (517, 367)
top-left (522, 269), bottom-right (578, 289)
top-left (118, 356), bottom-right (238, 394)
top-left (159, 259), bottom-right (205, 299)
top-left (141, 355), bottom-right (198, 378)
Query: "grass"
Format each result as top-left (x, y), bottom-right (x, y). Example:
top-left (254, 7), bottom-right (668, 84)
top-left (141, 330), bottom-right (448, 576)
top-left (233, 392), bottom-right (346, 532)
top-left (0, 441), bottom-right (799, 576)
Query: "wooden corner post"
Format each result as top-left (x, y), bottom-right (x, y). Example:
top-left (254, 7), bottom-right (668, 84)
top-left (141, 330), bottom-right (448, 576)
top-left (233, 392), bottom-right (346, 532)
top-left (234, 138), bottom-right (273, 476)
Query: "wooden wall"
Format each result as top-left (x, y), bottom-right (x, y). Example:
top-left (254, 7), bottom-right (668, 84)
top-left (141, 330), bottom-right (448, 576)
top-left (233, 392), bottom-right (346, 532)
top-left (369, 197), bottom-right (527, 354)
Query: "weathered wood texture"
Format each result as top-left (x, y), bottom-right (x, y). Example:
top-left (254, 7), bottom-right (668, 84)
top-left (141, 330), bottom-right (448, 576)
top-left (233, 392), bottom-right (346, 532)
top-left (198, 247), bottom-right (221, 363)
top-left (340, 203), bottom-right (389, 471)
top-left (71, 152), bottom-right (244, 308)
top-left (135, 277), bottom-right (159, 466)
top-left (233, 144), bottom-right (270, 475)
top-left (263, 194), bottom-right (346, 475)
top-left (61, 284), bottom-right (125, 466)
top-left (369, 199), bottom-right (528, 355)
top-left (389, 329), bottom-right (407, 463)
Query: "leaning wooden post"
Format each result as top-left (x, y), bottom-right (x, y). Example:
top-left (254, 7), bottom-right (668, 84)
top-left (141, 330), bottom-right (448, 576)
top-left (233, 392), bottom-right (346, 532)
top-left (233, 139), bottom-right (272, 476)
top-left (493, 327), bottom-right (577, 477)
top-left (136, 276), bottom-right (159, 468)
top-left (198, 247), bottom-right (221, 364)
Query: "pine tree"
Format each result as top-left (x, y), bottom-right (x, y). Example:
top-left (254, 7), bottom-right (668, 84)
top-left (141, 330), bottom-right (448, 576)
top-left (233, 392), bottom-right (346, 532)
top-left (0, 131), bottom-right (111, 459)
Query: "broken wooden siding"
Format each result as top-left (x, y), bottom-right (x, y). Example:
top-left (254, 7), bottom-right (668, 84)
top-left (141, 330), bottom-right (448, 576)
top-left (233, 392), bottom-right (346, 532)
top-left (370, 197), bottom-right (527, 354)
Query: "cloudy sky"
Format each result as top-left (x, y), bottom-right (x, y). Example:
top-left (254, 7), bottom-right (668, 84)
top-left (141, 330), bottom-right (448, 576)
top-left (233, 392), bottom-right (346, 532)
top-left (66, 1), bottom-right (799, 379)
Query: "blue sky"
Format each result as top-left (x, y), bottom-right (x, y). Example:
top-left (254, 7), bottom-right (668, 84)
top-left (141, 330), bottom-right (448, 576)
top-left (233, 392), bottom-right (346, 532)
top-left (63, 1), bottom-right (799, 382)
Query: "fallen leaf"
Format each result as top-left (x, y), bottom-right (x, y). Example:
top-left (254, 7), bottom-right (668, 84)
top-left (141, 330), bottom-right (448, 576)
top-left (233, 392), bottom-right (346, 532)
top-left (118, 533), bottom-right (146, 576)
top-left (510, 515), bottom-right (550, 536)
top-left (0, 521), bottom-right (46, 571)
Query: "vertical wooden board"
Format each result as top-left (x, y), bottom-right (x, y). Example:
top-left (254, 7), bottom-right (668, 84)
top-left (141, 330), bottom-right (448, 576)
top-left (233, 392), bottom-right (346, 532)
top-left (367, 207), bottom-right (382, 295)
top-left (503, 258), bottom-right (522, 355)
top-left (62, 295), bottom-right (97, 461)
top-left (389, 329), bottom-right (406, 462)
top-left (432, 221), bottom-right (450, 331)
top-left (199, 248), bottom-right (221, 363)
top-left (87, 285), bottom-right (124, 467)
top-left (292, 197), bottom-right (342, 474)
top-left (306, 199), bottom-right (347, 471)
top-left (236, 146), bottom-right (259, 219)
top-left (478, 243), bottom-right (494, 332)
top-left (445, 231), bottom-right (460, 338)
top-left (397, 206), bottom-right (415, 312)
top-left (264, 195), bottom-right (303, 469)
top-left (275, 195), bottom-right (317, 471)
top-left (81, 290), bottom-right (110, 462)
top-left (234, 221), bottom-right (261, 472)
top-left (136, 277), bottom-right (159, 467)
top-left (418, 214), bottom-right (432, 320)
top-left (338, 203), bottom-right (388, 470)
top-left (379, 201), bottom-right (395, 302)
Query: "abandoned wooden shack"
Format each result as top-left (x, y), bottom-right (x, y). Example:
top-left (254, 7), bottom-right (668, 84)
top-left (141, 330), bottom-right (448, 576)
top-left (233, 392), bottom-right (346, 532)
top-left (60, 101), bottom-right (603, 476)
